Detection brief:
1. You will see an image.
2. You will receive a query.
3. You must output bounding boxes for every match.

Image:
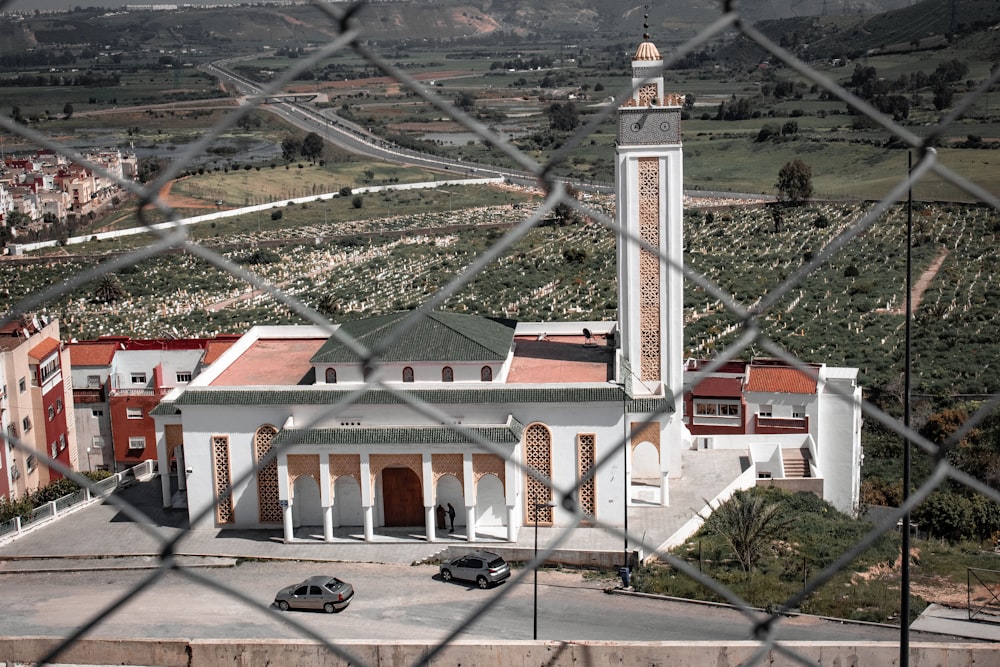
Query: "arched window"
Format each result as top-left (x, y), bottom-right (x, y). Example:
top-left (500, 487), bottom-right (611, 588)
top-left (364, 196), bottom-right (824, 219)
top-left (402, 366), bottom-right (414, 383)
top-left (325, 368), bottom-right (337, 384)
top-left (442, 366), bottom-right (454, 383)
top-left (480, 366), bottom-right (493, 382)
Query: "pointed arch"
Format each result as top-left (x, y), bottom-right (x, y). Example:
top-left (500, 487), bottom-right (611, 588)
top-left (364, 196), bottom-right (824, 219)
top-left (254, 424), bottom-right (281, 523)
top-left (524, 422), bottom-right (553, 525)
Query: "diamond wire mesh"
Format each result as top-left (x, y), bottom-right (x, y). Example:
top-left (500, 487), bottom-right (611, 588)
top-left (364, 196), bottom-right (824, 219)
top-left (0, 1), bottom-right (998, 665)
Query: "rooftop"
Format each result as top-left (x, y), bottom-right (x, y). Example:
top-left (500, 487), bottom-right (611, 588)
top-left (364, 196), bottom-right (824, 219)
top-left (210, 338), bottom-right (326, 387)
top-left (507, 334), bottom-right (614, 383)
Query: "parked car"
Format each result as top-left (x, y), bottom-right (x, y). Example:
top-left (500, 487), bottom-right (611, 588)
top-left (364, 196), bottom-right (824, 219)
top-left (274, 576), bottom-right (354, 613)
top-left (439, 551), bottom-right (510, 588)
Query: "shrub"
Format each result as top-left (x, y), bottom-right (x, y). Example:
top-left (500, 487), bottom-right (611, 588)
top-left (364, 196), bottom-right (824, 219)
top-left (271, 209), bottom-right (283, 221)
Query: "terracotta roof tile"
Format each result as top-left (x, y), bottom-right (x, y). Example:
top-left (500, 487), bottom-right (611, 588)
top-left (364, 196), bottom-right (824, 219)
top-left (691, 376), bottom-right (743, 397)
top-left (746, 365), bottom-right (817, 394)
top-left (67, 342), bottom-right (117, 366)
top-left (28, 337), bottom-right (60, 361)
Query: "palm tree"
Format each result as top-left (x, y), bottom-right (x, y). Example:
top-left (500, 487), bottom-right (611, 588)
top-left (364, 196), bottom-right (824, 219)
top-left (702, 489), bottom-right (793, 574)
top-left (93, 274), bottom-right (127, 304)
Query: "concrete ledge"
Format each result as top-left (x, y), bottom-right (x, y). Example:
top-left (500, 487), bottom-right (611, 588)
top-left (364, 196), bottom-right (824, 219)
top-left (0, 638), bottom-right (994, 666)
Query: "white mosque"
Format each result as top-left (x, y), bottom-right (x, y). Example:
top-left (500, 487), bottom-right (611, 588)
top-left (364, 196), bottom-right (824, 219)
top-left (151, 32), bottom-right (862, 544)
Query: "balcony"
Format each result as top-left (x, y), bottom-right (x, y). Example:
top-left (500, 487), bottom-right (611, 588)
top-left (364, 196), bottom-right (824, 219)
top-left (73, 387), bottom-right (106, 403)
top-left (754, 415), bottom-right (809, 434)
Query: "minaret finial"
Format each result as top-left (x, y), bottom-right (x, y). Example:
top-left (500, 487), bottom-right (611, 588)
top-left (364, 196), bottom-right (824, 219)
top-left (643, 5), bottom-right (651, 41)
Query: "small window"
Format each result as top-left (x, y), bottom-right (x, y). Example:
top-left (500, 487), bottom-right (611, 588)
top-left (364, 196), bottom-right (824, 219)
top-left (792, 407), bottom-right (805, 419)
top-left (2, 384), bottom-right (6, 399)
top-left (402, 366), bottom-right (414, 383)
top-left (131, 373), bottom-right (147, 384)
top-left (48, 405), bottom-right (55, 421)
top-left (18, 377), bottom-right (26, 392)
top-left (92, 408), bottom-right (104, 418)
top-left (58, 434), bottom-right (66, 451)
top-left (56, 398), bottom-right (63, 413)
top-left (91, 435), bottom-right (104, 448)
top-left (128, 436), bottom-right (146, 450)
top-left (22, 416), bottom-right (31, 432)
top-left (51, 442), bottom-right (59, 458)
top-left (26, 455), bottom-right (35, 472)
top-left (87, 375), bottom-right (101, 388)
top-left (176, 372), bottom-right (192, 383)
top-left (481, 366), bottom-right (492, 382)
top-left (126, 406), bottom-right (143, 420)
top-left (7, 424), bottom-right (16, 441)
top-left (325, 368), bottom-right (337, 384)
top-left (442, 366), bottom-right (454, 383)
top-left (759, 407), bottom-right (772, 418)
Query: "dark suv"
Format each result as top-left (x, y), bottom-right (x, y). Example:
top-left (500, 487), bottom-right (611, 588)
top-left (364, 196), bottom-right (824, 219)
top-left (439, 551), bottom-right (510, 588)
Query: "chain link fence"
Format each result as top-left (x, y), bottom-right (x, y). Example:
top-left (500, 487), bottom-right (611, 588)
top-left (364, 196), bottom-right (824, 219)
top-left (1, 1), bottom-right (999, 665)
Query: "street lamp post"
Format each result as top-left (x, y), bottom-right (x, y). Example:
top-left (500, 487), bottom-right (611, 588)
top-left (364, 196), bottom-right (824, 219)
top-left (533, 501), bottom-right (553, 640)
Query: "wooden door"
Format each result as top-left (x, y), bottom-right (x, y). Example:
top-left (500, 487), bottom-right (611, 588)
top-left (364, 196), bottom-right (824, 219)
top-left (382, 467), bottom-right (424, 527)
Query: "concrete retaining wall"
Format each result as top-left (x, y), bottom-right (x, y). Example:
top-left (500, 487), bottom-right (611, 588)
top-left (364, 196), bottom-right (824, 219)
top-left (1, 638), bottom-right (993, 666)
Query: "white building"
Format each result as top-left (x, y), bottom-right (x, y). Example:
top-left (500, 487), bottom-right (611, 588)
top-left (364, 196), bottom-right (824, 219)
top-left (152, 32), bottom-right (862, 545)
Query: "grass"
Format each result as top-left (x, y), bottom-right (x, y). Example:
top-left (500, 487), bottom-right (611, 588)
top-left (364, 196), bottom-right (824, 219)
top-left (626, 487), bottom-right (991, 624)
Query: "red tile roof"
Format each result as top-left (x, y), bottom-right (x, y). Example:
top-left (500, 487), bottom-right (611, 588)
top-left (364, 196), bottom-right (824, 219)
top-left (746, 365), bottom-right (818, 394)
top-left (28, 337), bottom-right (60, 361)
top-left (203, 339), bottom-right (238, 365)
top-left (67, 342), bottom-right (117, 366)
top-left (691, 376), bottom-right (742, 397)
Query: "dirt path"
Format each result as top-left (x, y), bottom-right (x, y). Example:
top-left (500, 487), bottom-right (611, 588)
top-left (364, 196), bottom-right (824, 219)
top-left (880, 245), bottom-right (949, 315)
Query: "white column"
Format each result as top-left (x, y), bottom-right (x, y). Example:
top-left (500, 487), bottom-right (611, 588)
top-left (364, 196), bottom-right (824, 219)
top-left (360, 453), bottom-right (373, 542)
top-left (425, 505), bottom-right (436, 542)
top-left (505, 457), bottom-right (518, 542)
top-left (323, 506), bottom-right (334, 542)
top-left (462, 454), bottom-right (475, 541)
top-left (422, 453), bottom-right (435, 542)
top-left (278, 453), bottom-right (293, 541)
top-left (282, 502), bottom-right (294, 542)
top-left (363, 505), bottom-right (374, 542)
top-left (660, 471), bottom-right (669, 507)
top-left (320, 455), bottom-right (333, 541)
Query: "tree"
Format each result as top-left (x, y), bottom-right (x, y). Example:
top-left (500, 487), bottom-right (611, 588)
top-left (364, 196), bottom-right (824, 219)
top-left (546, 102), bottom-right (579, 132)
top-left (281, 136), bottom-right (301, 162)
top-left (775, 159), bottom-right (813, 204)
top-left (454, 91), bottom-right (475, 112)
top-left (93, 273), bottom-right (127, 303)
top-left (701, 489), bottom-right (794, 574)
top-left (300, 132), bottom-right (324, 162)
top-left (62, 102), bottom-right (73, 119)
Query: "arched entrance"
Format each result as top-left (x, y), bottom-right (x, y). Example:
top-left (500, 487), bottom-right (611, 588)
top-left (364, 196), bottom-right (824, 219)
top-left (475, 474), bottom-right (505, 527)
top-left (333, 476), bottom-right (363, 526)
top-left (291, 475), bottom-right (322, 527)
top-left (382, 467), bottom-right (424, 527)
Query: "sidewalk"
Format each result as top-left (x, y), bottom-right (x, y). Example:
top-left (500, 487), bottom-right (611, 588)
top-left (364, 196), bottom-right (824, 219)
top-left (0, 449), bottom-right (745, 569)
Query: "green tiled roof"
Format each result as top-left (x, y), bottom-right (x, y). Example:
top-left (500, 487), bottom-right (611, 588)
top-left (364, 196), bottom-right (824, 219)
top-left (149, 402), bottom-right (179, 416)
top-left (272, 416), bottom-right (524, 446)
top-left (163, 385), bottom-right (674, 412)
top-left (310, 311), bottom-right (516, 364)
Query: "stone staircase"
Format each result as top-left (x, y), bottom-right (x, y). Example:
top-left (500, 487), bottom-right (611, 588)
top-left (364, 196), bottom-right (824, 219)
top-left (781, 448), bottom-right (811, 478)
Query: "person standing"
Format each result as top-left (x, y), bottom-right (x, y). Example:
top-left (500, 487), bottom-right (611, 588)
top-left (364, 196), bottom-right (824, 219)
top-left (447, 503), bottom-right (456, 532)
top-left (436, 504), bottom-right (446, 531)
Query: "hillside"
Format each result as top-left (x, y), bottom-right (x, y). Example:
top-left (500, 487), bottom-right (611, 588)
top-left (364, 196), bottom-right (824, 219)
top-left (2, 0), bottom-right (967, 53)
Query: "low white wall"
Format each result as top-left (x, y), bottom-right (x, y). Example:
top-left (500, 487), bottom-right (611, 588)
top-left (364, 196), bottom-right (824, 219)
top-left (0, 637), bottom-right (992, 667)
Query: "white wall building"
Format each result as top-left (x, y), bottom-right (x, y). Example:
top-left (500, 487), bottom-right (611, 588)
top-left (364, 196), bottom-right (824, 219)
top-left (152, 31), bottom-right (862, 545)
